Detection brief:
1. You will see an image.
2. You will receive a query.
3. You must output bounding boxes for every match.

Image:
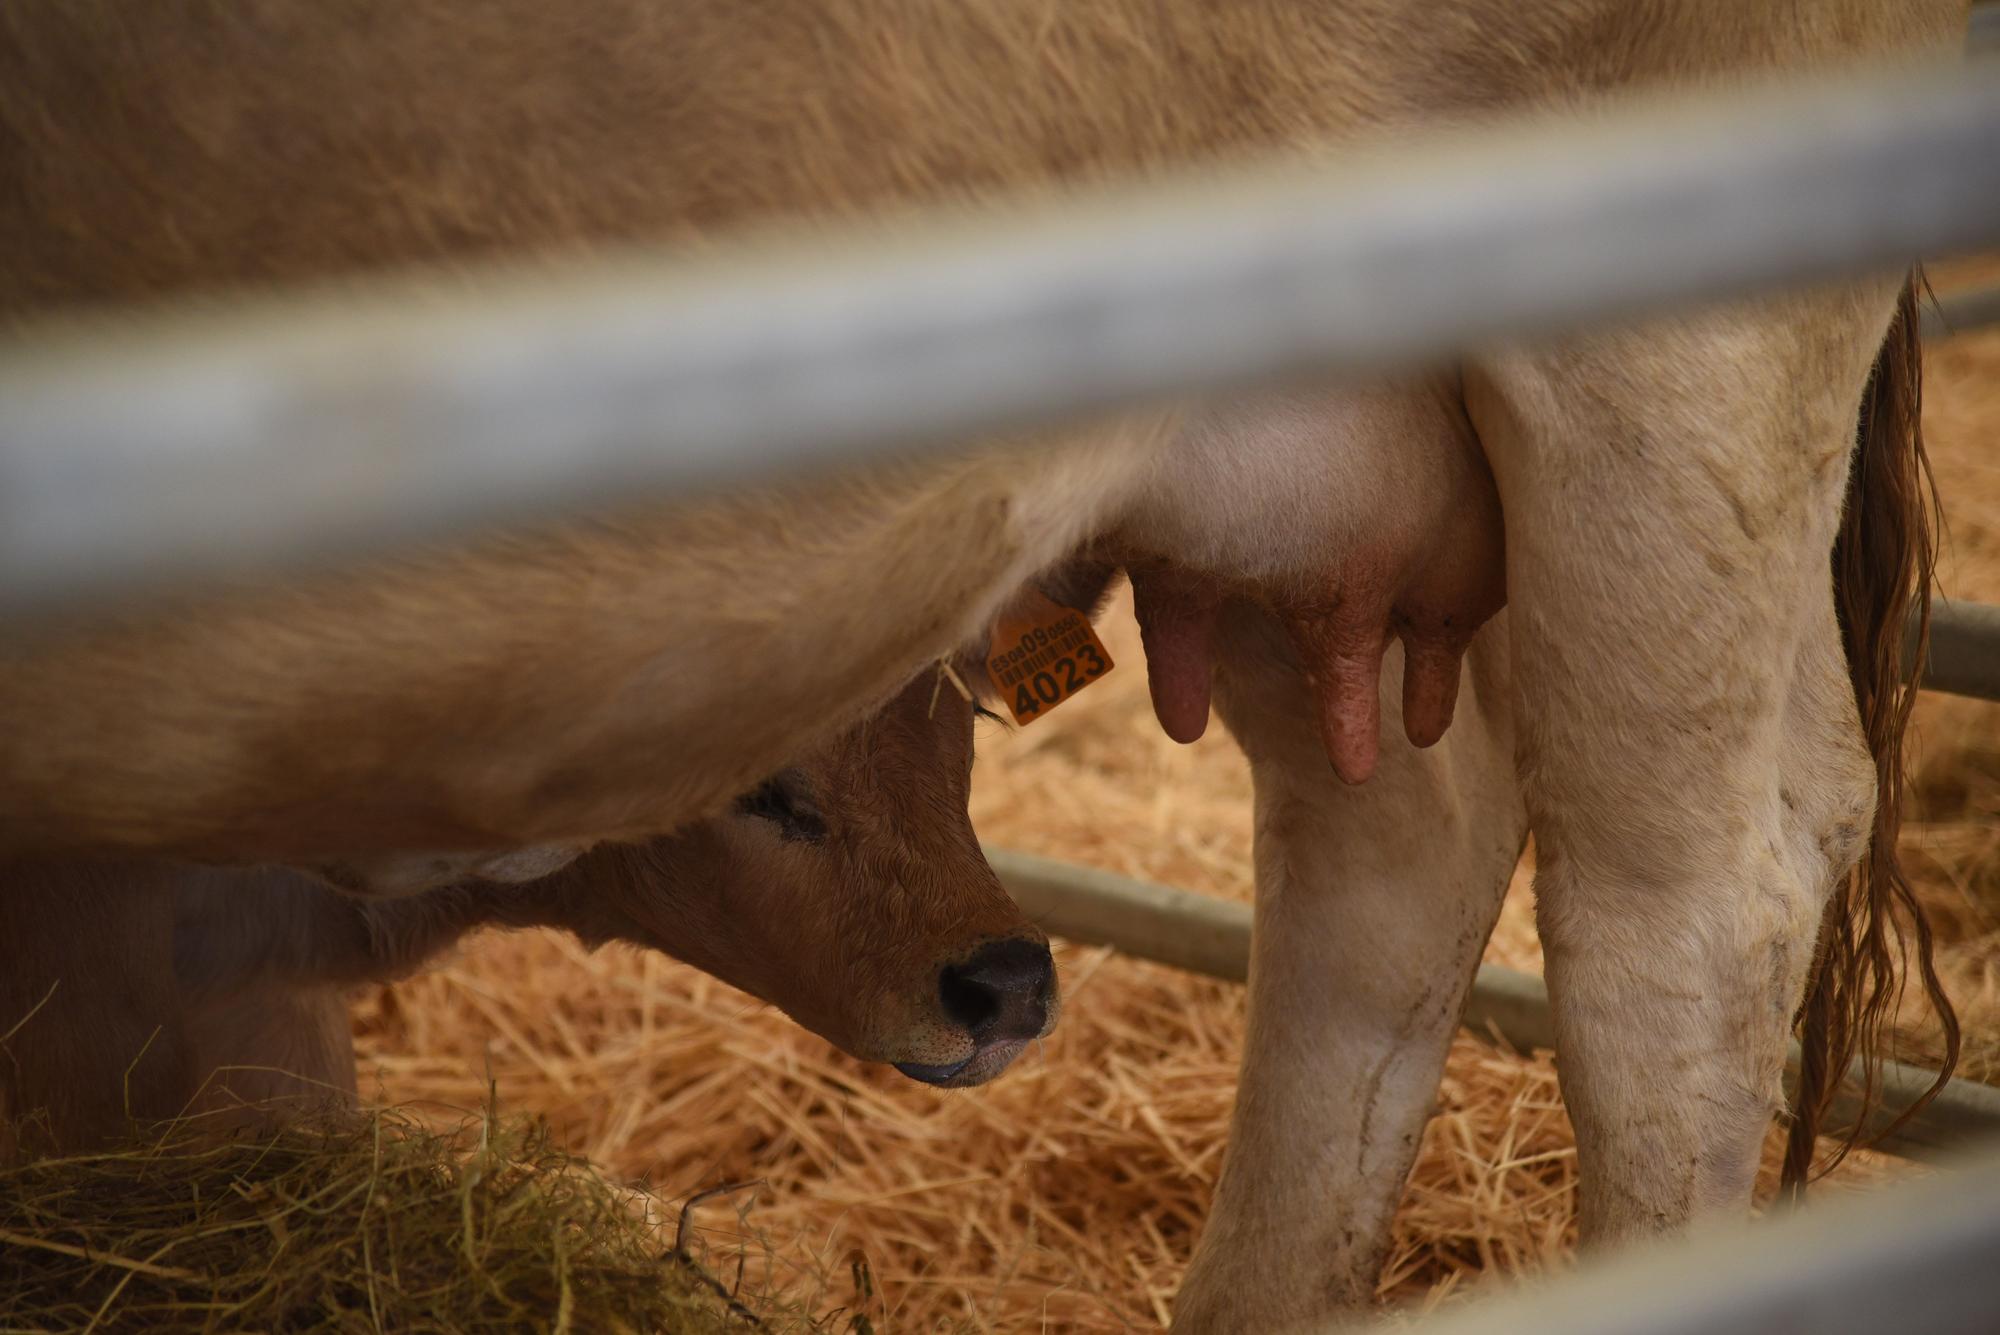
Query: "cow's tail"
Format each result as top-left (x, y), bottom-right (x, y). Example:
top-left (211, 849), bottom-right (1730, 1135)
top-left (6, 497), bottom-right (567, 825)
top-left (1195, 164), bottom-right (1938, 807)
top-left (1784, 271), bottom-right (1959, 1194)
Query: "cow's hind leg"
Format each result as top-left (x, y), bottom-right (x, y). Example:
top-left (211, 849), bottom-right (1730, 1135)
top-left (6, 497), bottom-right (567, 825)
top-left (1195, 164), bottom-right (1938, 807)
top-left (1172, 611), bottom-right (1524, 1331)
top-left (1465, 285), bottom-right (1899, 1242)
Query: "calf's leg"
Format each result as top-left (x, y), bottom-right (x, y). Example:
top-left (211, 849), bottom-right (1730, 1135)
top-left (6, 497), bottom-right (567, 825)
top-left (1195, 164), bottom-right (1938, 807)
top-left (0, 859), bottom-right (196, 1153)
top-left (182, 984), bottom-right (358, 1119)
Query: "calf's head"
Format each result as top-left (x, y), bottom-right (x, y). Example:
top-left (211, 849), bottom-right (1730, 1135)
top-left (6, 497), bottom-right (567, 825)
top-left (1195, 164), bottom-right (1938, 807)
top-left (562, 669), bottom-right (1057, 1088)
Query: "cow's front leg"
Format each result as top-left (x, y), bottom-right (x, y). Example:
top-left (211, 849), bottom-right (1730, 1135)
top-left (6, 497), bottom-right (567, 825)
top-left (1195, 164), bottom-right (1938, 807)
top-left (1465, 286), bottom-right (1901, 1242)
top-left (1173, 610), bottom-right (1524, 1332)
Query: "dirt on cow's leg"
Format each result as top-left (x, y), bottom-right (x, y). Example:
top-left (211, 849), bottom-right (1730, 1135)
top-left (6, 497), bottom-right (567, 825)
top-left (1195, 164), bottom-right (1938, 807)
top-left (0, 861), bottom-right (197, 1154)
top-left (1464, 282), bottom-right (1900, 1244)
top-left (1171, 609), bottom-right (1524, 1332)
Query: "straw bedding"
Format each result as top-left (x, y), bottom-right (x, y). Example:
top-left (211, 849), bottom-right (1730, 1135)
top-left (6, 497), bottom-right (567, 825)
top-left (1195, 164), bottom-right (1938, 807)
top-left (0, 1104), bottom-right (783, 1332)
top-left (8, 261), bottom-right (1999, 1331)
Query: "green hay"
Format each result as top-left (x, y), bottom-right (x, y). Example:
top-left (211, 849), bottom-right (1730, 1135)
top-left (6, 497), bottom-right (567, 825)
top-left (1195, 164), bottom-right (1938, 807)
top-left (0, 1104), bottom-right (813, 1333)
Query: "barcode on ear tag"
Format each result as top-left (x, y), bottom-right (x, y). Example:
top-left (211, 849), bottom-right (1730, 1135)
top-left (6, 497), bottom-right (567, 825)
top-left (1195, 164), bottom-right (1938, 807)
top-left (983, 589), bottom-right (1115, 726)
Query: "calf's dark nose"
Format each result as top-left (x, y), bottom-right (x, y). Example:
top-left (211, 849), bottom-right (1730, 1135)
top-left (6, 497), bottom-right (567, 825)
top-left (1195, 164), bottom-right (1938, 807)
top-left (939, 939), bottom-right (1054, 1042)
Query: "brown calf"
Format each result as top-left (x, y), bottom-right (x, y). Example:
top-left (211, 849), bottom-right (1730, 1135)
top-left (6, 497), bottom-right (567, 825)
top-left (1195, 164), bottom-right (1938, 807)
top-left (2, 672), bottom-right (1054, 1148)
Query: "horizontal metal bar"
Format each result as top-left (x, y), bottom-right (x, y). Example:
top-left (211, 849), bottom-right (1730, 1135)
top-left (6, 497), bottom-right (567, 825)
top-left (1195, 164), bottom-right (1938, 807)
top-left (990, 846), bottom-right (1254, 983)
top-left (988, 846), bottom-right (2000, 1162)
top-left (1919, 599), bottom-right (2000, 702)
top-left (4, 60), bottom-right (1999, 619)
top-left (1921, 281), bottom-right (2000, 340)
top-left (1974, 2), bottom-right (2000, 50)
top-left (1372, 1140), bottom-right (2000, 1335)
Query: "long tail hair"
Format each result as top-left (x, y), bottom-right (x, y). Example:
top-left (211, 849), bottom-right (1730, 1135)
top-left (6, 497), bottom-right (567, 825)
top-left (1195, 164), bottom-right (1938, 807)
top-left (1784, 271), bottom-right (1959, 1193)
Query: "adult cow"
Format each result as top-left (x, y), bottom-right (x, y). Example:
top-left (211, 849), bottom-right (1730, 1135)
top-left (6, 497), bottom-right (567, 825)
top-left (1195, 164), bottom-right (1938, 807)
top-left (0, 1), bottom-right (1965, 1328)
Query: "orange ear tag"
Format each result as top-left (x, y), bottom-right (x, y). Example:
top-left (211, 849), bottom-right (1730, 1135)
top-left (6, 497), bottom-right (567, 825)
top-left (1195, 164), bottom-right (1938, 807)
top-left (983, 589), bottom-right (1116, 726)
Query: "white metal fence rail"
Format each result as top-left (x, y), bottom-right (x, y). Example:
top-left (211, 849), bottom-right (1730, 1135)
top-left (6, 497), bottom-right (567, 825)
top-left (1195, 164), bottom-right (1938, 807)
top-left (1347, 1143), bottom-right (2000, 1335)
top-left (1973, 1), bottom-right (2000, 50)
top-left (1922, 279), bottom-right (2000, 338)
top-left (3, 60), bottom-right (1999, 618)
top-left (990, 848), bottom-right (2000, 1165)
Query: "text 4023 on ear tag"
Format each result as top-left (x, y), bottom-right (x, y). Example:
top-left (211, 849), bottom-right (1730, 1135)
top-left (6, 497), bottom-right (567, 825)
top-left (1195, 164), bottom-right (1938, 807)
top-left (984, 590), bottom-right (1115, 726)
